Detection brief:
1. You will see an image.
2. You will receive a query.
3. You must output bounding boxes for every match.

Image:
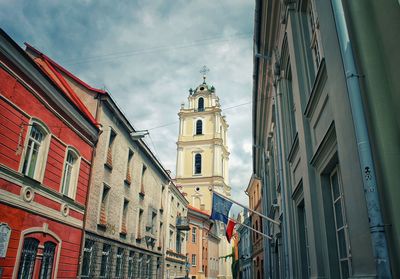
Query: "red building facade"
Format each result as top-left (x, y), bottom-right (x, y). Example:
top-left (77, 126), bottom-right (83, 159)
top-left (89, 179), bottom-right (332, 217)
top-left (0, 29), bottom-right (98, 278)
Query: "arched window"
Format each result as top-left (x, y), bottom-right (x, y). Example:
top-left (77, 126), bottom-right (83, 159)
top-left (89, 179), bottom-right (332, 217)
top-left (22, 122), bottom-right (50, 181)
top-left (17, 237), bottom-right (39, 279)
top-left (196, 120), bottom-right (203, 135)
top-left (61, 148), bottom-right (80, 198)
top-left (194, 154), bottom-right (202, 174)
top-left (198, 97), bottom-right (204, 111)
top-left (39, 241), bottom-right (56, 279)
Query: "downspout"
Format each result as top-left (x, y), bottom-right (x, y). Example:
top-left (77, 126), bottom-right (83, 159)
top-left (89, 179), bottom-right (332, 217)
top-left (330, 0), bottom-right (392, 277)
top-left (261, 149), bottom-right (272, 279)
top-left (77, 93), bottom-right (103, 277)
top-left (273, 80), bottom-right (290, 278)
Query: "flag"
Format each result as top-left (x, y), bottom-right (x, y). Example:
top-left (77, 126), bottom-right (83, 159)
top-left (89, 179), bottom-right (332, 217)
top-left (225, 219), bottom-right (236, 243)
top-left (210, 193), bottom-right (233, 225)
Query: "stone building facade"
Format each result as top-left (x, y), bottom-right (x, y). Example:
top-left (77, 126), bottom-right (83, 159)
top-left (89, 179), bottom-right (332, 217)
top-left (163, 183), bottom-right (189, 279)
top-left (245, 176), bottom-right (263, 279)
top-left (252, 0), bottom-right (399, 278)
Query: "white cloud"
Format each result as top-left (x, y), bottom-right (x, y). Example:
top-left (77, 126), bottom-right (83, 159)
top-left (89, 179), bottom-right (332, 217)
top-left (1, 0), bottom-right (255, 208)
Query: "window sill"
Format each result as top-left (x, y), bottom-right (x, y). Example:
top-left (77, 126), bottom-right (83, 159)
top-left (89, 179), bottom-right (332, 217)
top-left (193, 173), bottom-right (202, 177)
top-left (104, 162), bottom-right (113, 170)
top-left (97, 223), bottom-right (106, 230)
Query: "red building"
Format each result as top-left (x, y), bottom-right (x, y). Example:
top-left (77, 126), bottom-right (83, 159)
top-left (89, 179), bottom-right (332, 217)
top-left (0, 29), bottom-right (99, 278)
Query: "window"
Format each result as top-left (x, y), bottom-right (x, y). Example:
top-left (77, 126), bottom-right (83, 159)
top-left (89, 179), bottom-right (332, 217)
top-left (81, 240), bottom-right (94, 277)
top-left (38, 242), bottom-right (56, 279)
top-left (128, 251), bottom-right (135, 279)
top-left (198, 97), bottom-right (204, 111)
top-left (115, 247), bottom-right (124, 278)
top-left (105, 129), bottom-right (116, 168)
top-left (137, 209), bottom-right (144, 240)
top-left (126, 149), bottom-right (134, 184)
top-left (22, 122), bottom-right (49, 181)
top-left (99, 185), bottom-right (110, 225)
top-left (169, 229), bottom-right (174, 249)
top-left (121, 199), bottom-right (129, 234)
top-left (145, 256), bottom-right (152, 278)
top-left (176, 232), bottom-right (181, 253)
top-left (140, 165), bottom-right (147, 196)
top-left (151, 211), bottom-right (157, 235)
top-left (191, 254), bottom-right (197, 266)
top-left (306, 0), bottom-right (323, 72)
top-left (196, 120), bottom-right (203, 135)
top-left (194, 154), bottom-right (202, 174)
top-left (100, 244), bottom-right (111, 277)
top-left (192, 227), bottom-right (197, 243)
top-left (61, 148), bottom-right (79, 198)
top-left (17, 238), bottom-right (39, 279)
top-left (297, 200), bottom-right (311, 279)
top-left (330, 167), bottom-right (351, 278)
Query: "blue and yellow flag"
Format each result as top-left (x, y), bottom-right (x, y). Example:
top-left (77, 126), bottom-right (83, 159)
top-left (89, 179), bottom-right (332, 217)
top-left (210, 193), bottom-right (233, 225)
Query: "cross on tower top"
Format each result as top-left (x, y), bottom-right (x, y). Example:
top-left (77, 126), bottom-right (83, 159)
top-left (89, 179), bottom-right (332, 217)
top-left (200, 65), bottom-right (210, 84)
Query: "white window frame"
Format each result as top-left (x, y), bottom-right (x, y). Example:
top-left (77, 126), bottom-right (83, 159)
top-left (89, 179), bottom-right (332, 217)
top-left (191, 254), bottom-right (197, 266)
top-left (193, 117), bottom-right (205, 135)
top-left (192, 227), bottom-right (197, 243)
top-left (60, 147), bottom-right (81, 199)
top-left (20, 119), bottom-right (51, 182)
top-left (192, 152), bottom-right (203, 176)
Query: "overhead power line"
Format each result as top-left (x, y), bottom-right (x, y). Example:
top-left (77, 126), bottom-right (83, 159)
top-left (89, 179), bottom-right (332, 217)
top-left (62, 32), bottom-right (252, 66)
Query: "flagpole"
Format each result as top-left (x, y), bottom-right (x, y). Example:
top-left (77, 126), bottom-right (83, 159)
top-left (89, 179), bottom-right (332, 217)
top-left (211, 190), bottom-right (280, 226)
top-left (232, 218), bottom-right (272, 240)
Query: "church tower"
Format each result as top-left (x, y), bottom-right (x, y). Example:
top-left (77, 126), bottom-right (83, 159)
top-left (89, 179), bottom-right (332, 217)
top-left (175, 68), bottom-right (231, 212)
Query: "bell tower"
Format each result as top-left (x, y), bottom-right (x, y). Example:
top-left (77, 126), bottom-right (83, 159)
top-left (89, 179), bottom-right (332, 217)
top-left (175, 66), bottom-right (231, 212)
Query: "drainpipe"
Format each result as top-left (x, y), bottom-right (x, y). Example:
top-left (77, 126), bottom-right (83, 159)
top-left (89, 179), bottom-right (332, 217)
top-left (273, 80), bottom-right (290, 278)
top-left (260, 148), bottom-right (272, 279)
top-left (330, 0), bottom-right (392, 277)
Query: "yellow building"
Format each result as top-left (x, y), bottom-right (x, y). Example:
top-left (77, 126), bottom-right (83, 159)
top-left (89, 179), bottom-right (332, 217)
top-left (175, 77), bottom-right (231, 212)
top-left (175, 74), bottom-right (232, 278)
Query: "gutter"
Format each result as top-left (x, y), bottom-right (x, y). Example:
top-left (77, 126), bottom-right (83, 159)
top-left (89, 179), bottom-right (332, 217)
top-left (331, 0), bottom-right (392, 277)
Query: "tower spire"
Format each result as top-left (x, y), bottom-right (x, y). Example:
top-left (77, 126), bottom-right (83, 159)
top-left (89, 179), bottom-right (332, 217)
top-left (199, 65), bottom-right (210, 84)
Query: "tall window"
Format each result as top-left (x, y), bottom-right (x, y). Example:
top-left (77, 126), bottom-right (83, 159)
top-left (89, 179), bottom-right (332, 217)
top-left (125, 149), bottom-right (134, 184)
top-left (105, 129), bottom-right (116, 168)
top-left (194, 154), bottom-right (202, 174)
top-left (99, 185), bottom-right (110, 225)
top-left (169, 229), bottom-right (174, 249)
top-left (196, 120), bottom-right (203, 135)
top-left (330, 167), bottom-right (351, 278)
top-left (61, 149), bottom-right (79, 198)
top-left (38, 242), bottom-right (56, 279)
top-left (22, 123), bottom-right (49, 180)
top-left (198, 97), bottom-right (204, 111)
top-left (297, 200), bottom-right (311, 278)
top-left (192, 227), bottom-right (197, 243)
top-left (81, 240), bottom-right (94, 278)
top-left (307, 0), bottom-right (323, 72)
top-left (140, 165), bottom-right (147, 195)
top-left (146, 256), bottom-right (152, 278)
top-left (17, 238), bottom-right (39, 279)
top-left (121, 199), bottom-right (129, 234)
top-left (115, 247), bottom-right (124, 278)
top-left (128, 251), bottom-right (135, 279)
top-left (191, 254), bottom-right (197, 266)
top-left (100, 244), bottom-right (111, 277)
top-left (137, 209), bottom-right (144, 240)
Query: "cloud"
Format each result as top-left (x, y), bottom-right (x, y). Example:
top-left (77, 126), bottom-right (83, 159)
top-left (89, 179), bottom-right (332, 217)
top-left (1, 0), bottom-right (254, 209)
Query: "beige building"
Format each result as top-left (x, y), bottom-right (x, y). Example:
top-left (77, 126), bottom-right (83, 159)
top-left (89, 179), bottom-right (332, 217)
top-left (29, 52), bottom-right (171, 278)
top-left (163, 182), bottom-right (190, 279)
top-left (175, 76), bottom-right (232, 278)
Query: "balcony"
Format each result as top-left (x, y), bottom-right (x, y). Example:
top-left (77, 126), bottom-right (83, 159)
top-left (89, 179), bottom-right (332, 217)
top-left (166, 249), bottom-right (187, 264)
top-left (176, 216), bottom-right (190, 231)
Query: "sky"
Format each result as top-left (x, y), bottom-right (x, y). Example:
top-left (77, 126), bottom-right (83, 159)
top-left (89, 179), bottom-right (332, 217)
top-left (1, 0), bottom-right (255, 210)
